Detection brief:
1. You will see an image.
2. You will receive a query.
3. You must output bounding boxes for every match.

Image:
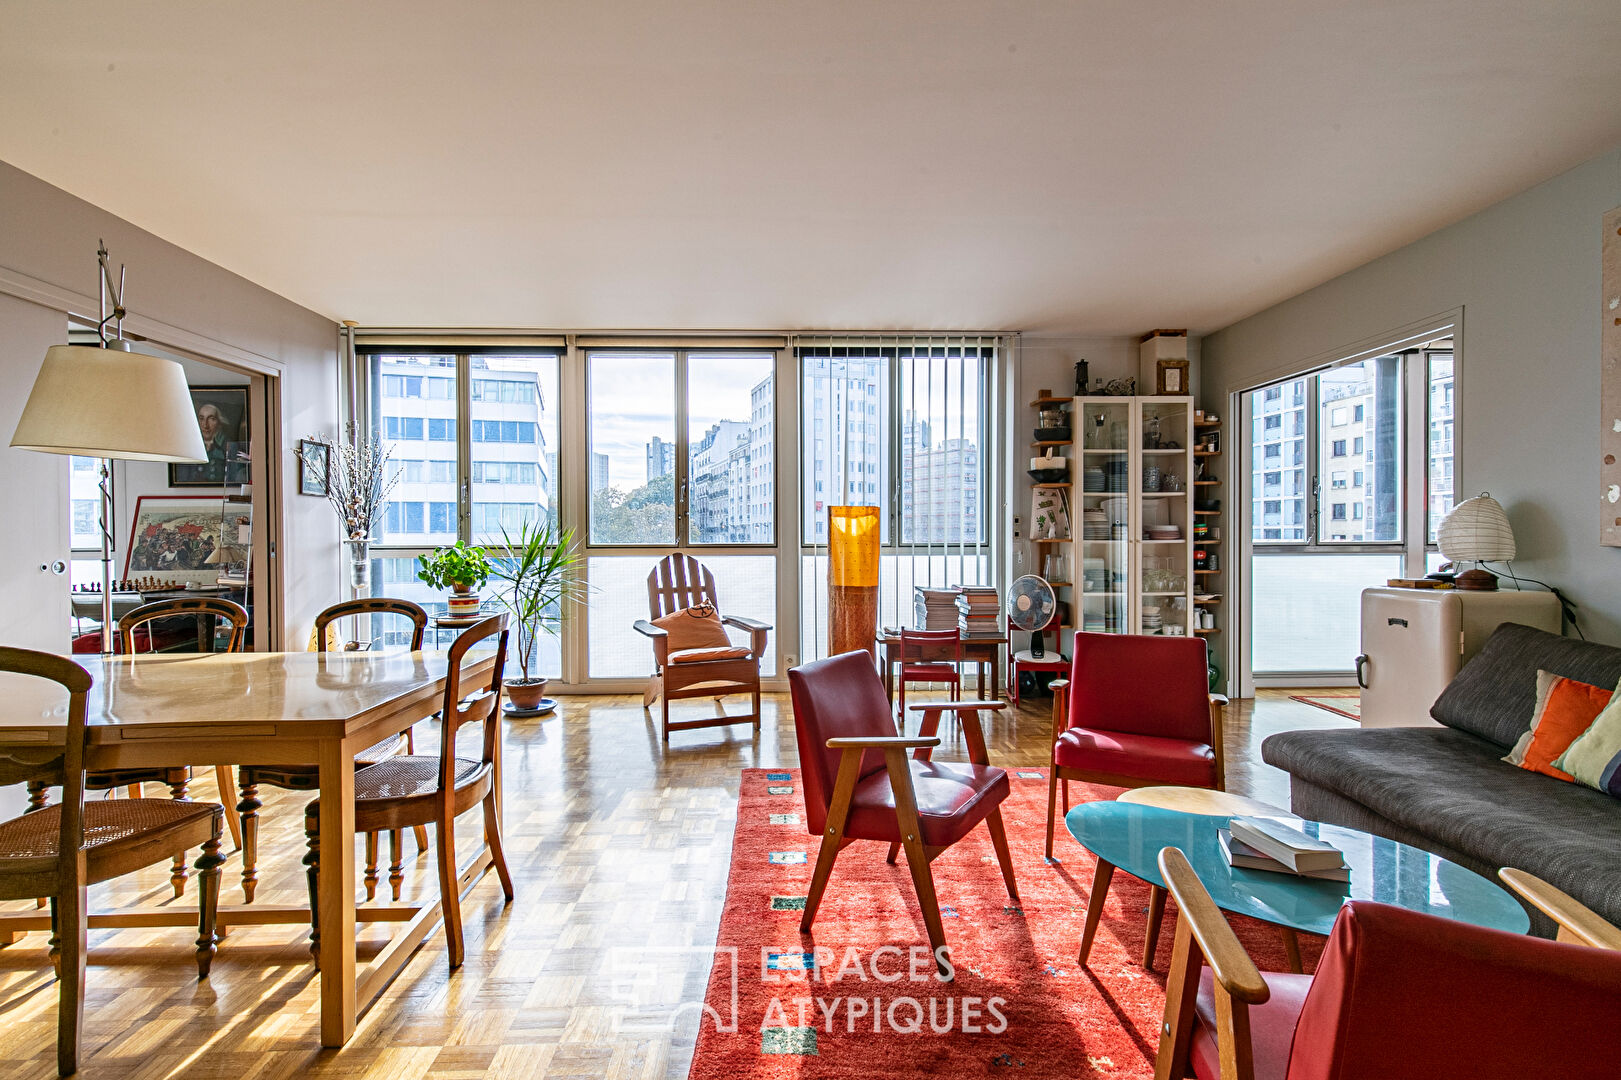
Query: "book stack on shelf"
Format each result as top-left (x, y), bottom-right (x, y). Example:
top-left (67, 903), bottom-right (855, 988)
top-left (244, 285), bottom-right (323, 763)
top-left (955, 585), bottom-right (1002, 639)
top-left (1219, 816), bottom-right (1350, 882)
top-left (913, 587), bottom-right (961, 631)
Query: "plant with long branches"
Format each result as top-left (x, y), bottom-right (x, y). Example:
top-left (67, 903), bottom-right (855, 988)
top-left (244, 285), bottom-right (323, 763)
top-left (491, 517), bottom-right (585, 683)
top-left (300, 422), bottom-right (400, 541)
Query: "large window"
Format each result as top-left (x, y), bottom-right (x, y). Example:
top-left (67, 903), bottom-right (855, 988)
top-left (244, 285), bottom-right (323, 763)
top-left (364, 348), bottom-right (562, 677)
top-left (796, 338), bottom-right (996, 663)
top-left (1247, 335), bottom-right (1453, 676)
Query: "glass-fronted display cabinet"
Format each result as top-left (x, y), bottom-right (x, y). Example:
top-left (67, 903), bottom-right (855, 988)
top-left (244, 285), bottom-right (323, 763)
top-left (1075, 397), bottom-right (1194, 636)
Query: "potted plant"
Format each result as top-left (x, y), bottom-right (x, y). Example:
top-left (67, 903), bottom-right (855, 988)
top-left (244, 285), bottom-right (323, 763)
top-left (491, 518), bottom-right (583, 714)
top-left (416, 541), bottom-right (493, 618)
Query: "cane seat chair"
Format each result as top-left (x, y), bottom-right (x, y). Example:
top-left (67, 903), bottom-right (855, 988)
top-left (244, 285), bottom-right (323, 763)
top-left (633, 553), bottom-right (771, 741)
top-left (27, 597), bottom-right (249, 898)
top-left (234, 598), bottom-right (431, 903)
top-left (303, 615), bottom-right (515, 971)
top-left (0, 646), bottom-right (225, 1076)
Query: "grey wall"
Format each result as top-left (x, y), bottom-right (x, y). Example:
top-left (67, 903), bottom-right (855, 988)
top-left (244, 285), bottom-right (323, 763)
top-left (1201, 146), bottom-right (1621, 644)
top-left (0, 160), bottom-right (340, 649)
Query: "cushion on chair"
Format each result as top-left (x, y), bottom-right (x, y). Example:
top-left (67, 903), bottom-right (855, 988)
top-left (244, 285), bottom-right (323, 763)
top-left (1190, 968), bottom-right (1312, 1080)
top-left (1068, 632), bottom-right (1213, 743)
top-left (1054, 726), bottom-right (1216, 786)
top-left (652, 603), bottom-right (735, 653)
top-left (668, 646), bottom-right (754, 664)
top-left (844, 760), bottom-right (1010, 847)
top-left (901, 662), bottom-right (960, 680)
top-left (1284, 900), bottom-right (1621, 1080)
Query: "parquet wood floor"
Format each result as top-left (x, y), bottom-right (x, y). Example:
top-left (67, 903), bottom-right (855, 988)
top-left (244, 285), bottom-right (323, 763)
top-left (0, 689), bottom-right (1347, 1079)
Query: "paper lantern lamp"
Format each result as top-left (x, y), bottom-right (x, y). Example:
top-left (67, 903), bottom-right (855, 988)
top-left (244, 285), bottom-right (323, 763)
top-left (1437, 492), bottom-right (1516, 590)
top-left (828, 505), bottom-right (880, 658)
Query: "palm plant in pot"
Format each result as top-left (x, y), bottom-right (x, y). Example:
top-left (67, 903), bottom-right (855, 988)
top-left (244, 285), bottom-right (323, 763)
top-left (492, 518), bottom-right (583, 714)
top-left (416, 541), bottom-right (493, 618)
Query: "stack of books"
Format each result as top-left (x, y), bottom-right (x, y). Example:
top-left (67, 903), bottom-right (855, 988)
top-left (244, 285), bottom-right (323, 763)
top-left (1219, 816), bottom-right (1350, 882)
top-left (955, 585), bottom-right (1002, 639)
top-left (913, 587), bottom-right (961, 631)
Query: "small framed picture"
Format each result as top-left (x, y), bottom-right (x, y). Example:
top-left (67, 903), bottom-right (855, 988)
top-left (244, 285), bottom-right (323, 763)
top-left (1156, 359), bottom-right (1191, 396)
top-left (298, 439), bottom-right (330, 497)
top-left (124, 495), bottom-right (230, 585)
top-left (169, 385), bottom-right (251, 487)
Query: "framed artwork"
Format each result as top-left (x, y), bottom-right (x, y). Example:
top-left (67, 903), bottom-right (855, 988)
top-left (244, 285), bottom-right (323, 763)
top-left (124, 495), bottom-right (234, 585)
top-left (1156, 359), bottom-right (1191, 396)
top-left (168, 386), bottom-right (250, 487)
top-left (299, 439), bottom-right (330, 497)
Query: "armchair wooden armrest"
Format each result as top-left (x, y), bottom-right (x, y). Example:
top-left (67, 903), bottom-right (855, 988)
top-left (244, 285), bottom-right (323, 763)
top-left (905, 700), bottom-right (1006, 712)
top-left (826, 736), bottom-right (940, 750)
top-left (1048, 679), bottom-right (1070, 748)
top-left (1155, 845), bottom-right (1270, 1080)
top-left (1499, 868), bottom-right (1621, 950)
top-left (1209, 694), bottom-right (1228, 791)
top-left (723, 614), bottom-right (771, 657)
top-left (633, 619), bottom-right (670, 666)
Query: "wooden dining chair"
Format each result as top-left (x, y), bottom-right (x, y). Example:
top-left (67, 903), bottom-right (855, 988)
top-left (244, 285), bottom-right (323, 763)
top-left (895, 627), bottom-right (963, 721)
top-left (304, 614), bottom-right (515, 971)
top-left (235, 598), bottom-right (431, 903)
top-left (633, 553), bottom-right (771, 741)
top-left (0, 646), bottom-right (226, 1076)
top-left (27, 597), bottom-right (249, 898)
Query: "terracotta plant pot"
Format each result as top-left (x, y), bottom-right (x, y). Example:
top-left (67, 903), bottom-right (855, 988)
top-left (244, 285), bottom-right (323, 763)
top-left (506, 677), bottom-right (549, 713)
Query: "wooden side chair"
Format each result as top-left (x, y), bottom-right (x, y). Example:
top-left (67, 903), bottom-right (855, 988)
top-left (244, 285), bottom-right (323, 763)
top-left (1044, 631), bottom-right (1226, 860)
top-left (235, 598), bottom-right (431, 903)
top-left (304, 614), bottom-right (515, 971)
top-left (895, 627), bottom-right (963, 722)
top-left (633, 553), bottom-right (771, 741)
top-left (0, 646), bottom-right (225, 1076)
top-left (1152, 845), bottom-right (1621, 1080)
top-left (787, 651), bottom-right (1017, 976)
top-left (28, 597), bottom-right (249, 898)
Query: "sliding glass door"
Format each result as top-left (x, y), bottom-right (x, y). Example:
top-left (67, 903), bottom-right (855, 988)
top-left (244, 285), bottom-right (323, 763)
top-left (1246, 335), bottom-right (1453, 680)
top-left (583, 348), bottom-right (779, 680)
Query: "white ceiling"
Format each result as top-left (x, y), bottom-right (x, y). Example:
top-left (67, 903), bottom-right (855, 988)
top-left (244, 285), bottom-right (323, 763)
top-left (4, 2), bottom-right (1620, 335)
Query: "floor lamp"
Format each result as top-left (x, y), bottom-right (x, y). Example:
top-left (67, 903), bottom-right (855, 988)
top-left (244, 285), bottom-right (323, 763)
top-left (9, 243), bottom-right (207, 653)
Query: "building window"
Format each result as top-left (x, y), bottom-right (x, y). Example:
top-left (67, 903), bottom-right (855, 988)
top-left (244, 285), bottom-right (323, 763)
top-left (1330, 439), bottom-right (1346, 457)
top-left (1330, 471), bottom-right (1346, 489)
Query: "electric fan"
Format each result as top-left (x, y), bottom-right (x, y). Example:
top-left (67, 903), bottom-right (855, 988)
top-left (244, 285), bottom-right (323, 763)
top-left (1007, 575), bottom-right (1059, 658)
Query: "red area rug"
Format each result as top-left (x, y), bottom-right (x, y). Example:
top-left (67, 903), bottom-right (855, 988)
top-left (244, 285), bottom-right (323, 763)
top-left (689, 768), bottom-right (1321, 1078)
top-left (1290, 692), bottom-right (1362, 721)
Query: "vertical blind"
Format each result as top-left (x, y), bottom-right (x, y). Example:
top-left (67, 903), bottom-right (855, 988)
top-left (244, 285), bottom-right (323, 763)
top-left (795, 333), bottom-right (1009, 662)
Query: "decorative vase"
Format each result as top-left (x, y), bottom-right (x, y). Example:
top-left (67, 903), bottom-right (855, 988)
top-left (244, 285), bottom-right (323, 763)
top-left (344, 538), bottom-right (371, 593)
top-left (446, 584), bottom-right (481, 617)
top-left (506, 677), bottom-right (549, 713)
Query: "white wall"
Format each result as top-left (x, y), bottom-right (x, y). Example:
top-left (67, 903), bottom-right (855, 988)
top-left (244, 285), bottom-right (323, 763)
top-left (0, 160), bottom-right (340, 649)
top-left (1201, 146), bottom-right (1621, 644)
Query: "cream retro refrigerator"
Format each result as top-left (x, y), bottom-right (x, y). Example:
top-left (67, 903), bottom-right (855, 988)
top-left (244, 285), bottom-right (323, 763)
top-left (1356, 587), bottom-right (1562, 728)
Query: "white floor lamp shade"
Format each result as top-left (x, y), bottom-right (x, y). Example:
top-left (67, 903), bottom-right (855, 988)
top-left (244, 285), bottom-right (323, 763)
top-left (10, 345), bottom-right (208, 462)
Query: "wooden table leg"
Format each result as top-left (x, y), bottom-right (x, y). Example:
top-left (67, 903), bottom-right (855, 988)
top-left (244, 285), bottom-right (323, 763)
top-left (1279, 926), bottom-right (1303, 974)
top-left (1078, 858), bottom-right (1115, 967)
top-left (317, 740), bottom-right (358, 1047)
top-left (1143, 884), bottom-right (1167, 970)
top-left (881, 644), bottom-right (894, 701)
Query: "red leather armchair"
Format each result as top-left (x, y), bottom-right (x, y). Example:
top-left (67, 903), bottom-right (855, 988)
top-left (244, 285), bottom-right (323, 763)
top-left (1152, 846), bottom-right (1621, 1080)
top-left (1045, 632), bottom-right (1225, 858)
top-left (788, 651), bottom-right (1017, 976)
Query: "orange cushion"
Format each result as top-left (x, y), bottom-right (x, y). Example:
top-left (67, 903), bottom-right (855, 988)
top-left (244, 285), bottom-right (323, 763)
top-left (652, 602), bottom-right (734, 653)
top-left (1503, 670), bottom-right (1613, 781)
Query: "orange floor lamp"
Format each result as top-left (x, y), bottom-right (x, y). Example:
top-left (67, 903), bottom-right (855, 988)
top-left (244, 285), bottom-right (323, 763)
top-left (827, 505), bottom-right (880, 659)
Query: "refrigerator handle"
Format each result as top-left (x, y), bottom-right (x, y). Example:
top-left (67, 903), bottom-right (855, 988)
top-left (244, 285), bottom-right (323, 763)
top-left (1355, 653), bottom-right (1370, 690)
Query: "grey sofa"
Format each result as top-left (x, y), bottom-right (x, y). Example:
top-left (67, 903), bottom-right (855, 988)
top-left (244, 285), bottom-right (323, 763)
top-left (1262, 622), bottom-right (1621, 937)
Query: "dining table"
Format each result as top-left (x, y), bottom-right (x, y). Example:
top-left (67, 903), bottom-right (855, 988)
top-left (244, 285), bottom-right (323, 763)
top-left (0, 647), bottom-right (497, 1048)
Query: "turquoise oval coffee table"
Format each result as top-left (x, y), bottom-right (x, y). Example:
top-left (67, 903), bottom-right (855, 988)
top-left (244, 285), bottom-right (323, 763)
top-left (1064, 801), bottom-right (1529, 971)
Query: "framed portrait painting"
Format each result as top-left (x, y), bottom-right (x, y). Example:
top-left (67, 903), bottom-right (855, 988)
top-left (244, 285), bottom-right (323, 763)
top-left (124, 495), bottom-right (234, 585)
top-left (168, 386), bottom-right (250, 487)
